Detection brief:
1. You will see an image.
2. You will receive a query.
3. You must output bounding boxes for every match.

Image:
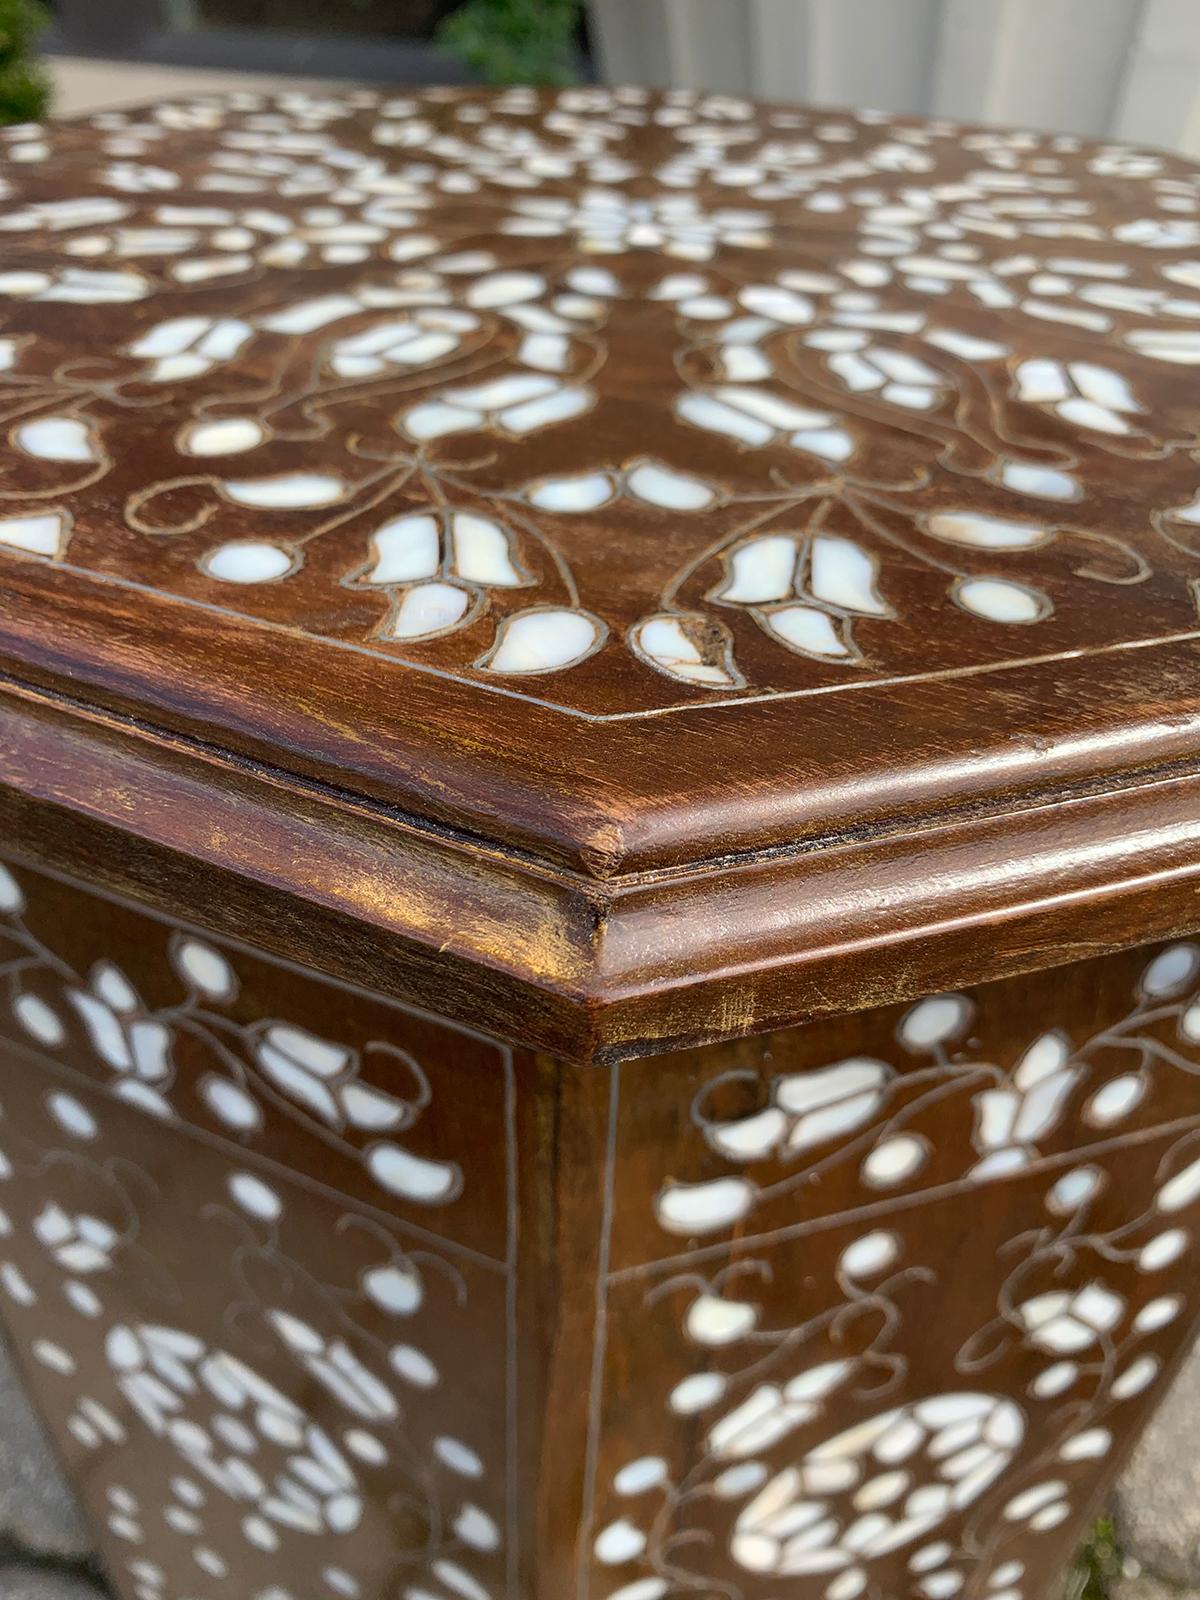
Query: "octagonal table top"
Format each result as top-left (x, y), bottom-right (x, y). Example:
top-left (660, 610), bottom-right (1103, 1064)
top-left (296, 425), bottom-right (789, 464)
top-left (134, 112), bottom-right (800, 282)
top-left (3, 85), bottom-right (1200, 1054)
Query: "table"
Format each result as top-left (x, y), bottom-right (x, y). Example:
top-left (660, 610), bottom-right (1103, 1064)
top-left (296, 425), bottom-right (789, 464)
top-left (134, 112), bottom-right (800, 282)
top-left (1, 83), bottom-right (1199, 1600)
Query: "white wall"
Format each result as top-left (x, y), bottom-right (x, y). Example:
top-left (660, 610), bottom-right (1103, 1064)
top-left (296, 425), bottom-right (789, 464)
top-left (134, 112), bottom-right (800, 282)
top-left (588, 0), bottom-right (1200, 157)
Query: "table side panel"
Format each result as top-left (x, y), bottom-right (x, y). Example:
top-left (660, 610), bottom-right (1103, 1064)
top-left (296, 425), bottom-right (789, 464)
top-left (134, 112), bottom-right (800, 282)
top-left (574, 945), bottom-right (1200, 1600)
top-left (0, 850), bottom-right (523, 1600)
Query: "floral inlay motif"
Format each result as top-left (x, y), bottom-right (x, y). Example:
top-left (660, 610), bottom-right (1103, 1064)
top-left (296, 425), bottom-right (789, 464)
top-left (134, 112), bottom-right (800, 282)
top-left (0, 860), bottom-right (461, 1209)
top-left (4, 89), bottom-right (1200, 711)
top-left (0, 854), bottom-right (516, 1600)
top-left (581, 943), bottom-right (1200, 1600)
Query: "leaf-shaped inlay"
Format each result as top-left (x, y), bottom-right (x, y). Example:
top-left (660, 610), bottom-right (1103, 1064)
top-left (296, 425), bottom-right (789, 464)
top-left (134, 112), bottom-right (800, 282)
top-left (222, 473), bottom-right (346, 509)
top-left (449, 511), bottom-right (522, 587)
top-left (180, 418), bottom-right (266, 456)
top-left (953, 576), bottom-right (1050, 623)
top-left (626, 460), bottom-right (716, 510)
top-left (758, 604), bottom-right (857, 660)
top-left (927, 511), bottom-right (1050, 550)
top-left (809, 535), bottom-right (888, 616)
top-left (479, 607), bottom-right (602, 674)
top-left (631, 613), bottom-right (743, 688)
top-left (384, 580), bottom-right (473, 640)
top-left (367, 1143), bottom-right (460, 1203)
top-left (202, 540), bottom-right (296, 583)
top-left (0, 511), bottom-right (67, 557)
top-left (526, 471), bottom-right (616, 512)
top-left (14, 416), bottom-right (98, 462)
top-left (363, 514), bottom-right (441, 584)
top-left (714, 534), bottom-right (799, 604)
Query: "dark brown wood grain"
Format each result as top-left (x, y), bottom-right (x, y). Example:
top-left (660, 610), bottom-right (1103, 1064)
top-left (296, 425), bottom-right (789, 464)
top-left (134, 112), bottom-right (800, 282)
top-left (0, 89), bottom-right (1196, 1056)
top-left (0, 848), bottom-right (1198, 1600)
top-left (3, 82), bottom-right (1200, 1600)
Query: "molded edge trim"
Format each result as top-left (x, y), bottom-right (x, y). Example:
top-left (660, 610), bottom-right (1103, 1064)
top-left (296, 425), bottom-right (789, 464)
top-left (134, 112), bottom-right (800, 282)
top-left (3, 680), bottom-right (1200, 1064)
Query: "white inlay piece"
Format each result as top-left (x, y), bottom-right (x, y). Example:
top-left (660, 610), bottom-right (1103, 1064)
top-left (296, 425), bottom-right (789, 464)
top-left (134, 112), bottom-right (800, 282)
top-left (594, 1519), bottom-right (647, 1564)
top-left (614, 1458), bottom-right (668, 1497)
top-left (1138, 1228), bottom-right (1189, 1272)
top-left (717, 535), bottom-right (798, 604)
top-left (386, 581), bottom-right (472, 640)
top-left (260, 294), bottom-right (363, 334)
top-left (364, 1264), bottom-right (422, 1315)
top-left (632, 615), bottom-right (740, 687)
top-left (202, 540), bottom-right (295, 583)
top-left (1033, 1363), bottom-right (1079, 1399)
top-left (1111, 1355), bottom-right (1160, 1399)
top-left (726, 1394), bottom-right (1023, 1578)
top-left (128, 315), bottom-right (252, 379)
top-left (14, 993), bottom-right (64, 1046)
top-left (861, 1134), bottom-right (928, 1188)
top-left (1084, 1074), bottom-right (1145, 1126)
top-left (669, 1372), bottom-right (728, 1414)
top-left (1127, 328), bottom-right (1200, 363)
top-left (709, 1106), bottom-right (787, 1160)
top-left (0, 511), bottom-right (67, 557)
top-left (998, 461), bottom-right (1079, 499)
top-left (434, 1437), bottom-right (483, 1479)
top-left (810, 536), bottom-right (888, 615)
top-left (43, 1094), bottom-right (96, 1145)
top-left (14, 416), bottom-right (97, 462)
top-left (1157, 1155), bottom-right (1200, 1213)
top-left (367, 1143), bottom-right (459, 1203)
top-left (222, 472), bottom-right (345, 508)
top-left (1014, 357), bottom-right (1141, 434)
top-left (656, 1177), bottom-right (755, 1236)
top-left (451, 512), bottom-right (522, 586)
top-left (954, 576), bottom-right (1049, 624)
top-left (467, 271), bottom-right (545, 308)
top-left (482, 608), bottom-right (602, 674)
top-left (626, 460), bottom-right (716, 509)
top-left (173, 937), bottom-right (236, 999)
top-left (606, 1583), bottom-right (667, 1600)
top-left (228, 1172), bottom-right (281, 1220)
top-left (201, 1076), bottom-right (260, 1131)
top-left (180, 418), bottom-right (266, 456)
top-left (364, 515), bottom-right (440, 584)
top-left (686, 1294), bottom-right (758, 1346)
top-left (0, 863), bottom-right (22, 912)
top-left (1046, 1165), bottom-right (1103, 1214)
top-left (1060, 1429), bottom-right (1111, 1461)
top-left (527, 471), bottom-right (616, 512)
top-left (1142, 943), bottom-right (1200, 995)
top-left (839, 1231), bottom-right (899, 1279)
top-left (776, 1059), bottom-right (891, 1151)
top-left (795, 425), bottom-right (855, 461)
top-left (899, 995), bottom-right (970, 1049)
top-left (1018, 1284), bottom-right (1124, 1352)
top-left (927, 512), bottom-right (1049, 550)
top-left (1134, 1296), bottom-right (1182, 1333)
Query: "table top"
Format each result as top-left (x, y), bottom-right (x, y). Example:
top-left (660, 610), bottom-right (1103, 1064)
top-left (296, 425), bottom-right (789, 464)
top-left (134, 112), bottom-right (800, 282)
top-left (4, 86), bottom-right (1200, 1056)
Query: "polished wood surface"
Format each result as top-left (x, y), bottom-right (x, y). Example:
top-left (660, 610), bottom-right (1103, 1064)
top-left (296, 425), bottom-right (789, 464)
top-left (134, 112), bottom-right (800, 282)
top-left (1, 849), bottom-right (1198, 1600)
top-left (1, 85), bottom-right (1200, 1600)
top-left (0, 89), bottom-right (1198, 880)
top-left (1, 89), bottom-right (1200, 1053)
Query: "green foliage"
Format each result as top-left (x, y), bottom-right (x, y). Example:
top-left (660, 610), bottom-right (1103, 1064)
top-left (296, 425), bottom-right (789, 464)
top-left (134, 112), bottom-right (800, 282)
top-left (0, 0), bottom-right (50, 125)
top-left (437, 0), bottom-right (582, 86)
top-left (1065, 1516), bottom-right (1122, 1600)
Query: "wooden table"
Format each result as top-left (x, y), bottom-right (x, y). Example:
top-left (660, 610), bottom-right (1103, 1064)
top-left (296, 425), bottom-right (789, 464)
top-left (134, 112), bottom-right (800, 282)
top-left (0, 83), bottom-right (1199, 1600)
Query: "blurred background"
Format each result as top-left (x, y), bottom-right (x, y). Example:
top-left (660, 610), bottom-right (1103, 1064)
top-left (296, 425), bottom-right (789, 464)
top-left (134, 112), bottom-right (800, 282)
top-left (20, 0), bottom-right (1200, 157)
top-left (0, 4), bottom-right (1197, 1600)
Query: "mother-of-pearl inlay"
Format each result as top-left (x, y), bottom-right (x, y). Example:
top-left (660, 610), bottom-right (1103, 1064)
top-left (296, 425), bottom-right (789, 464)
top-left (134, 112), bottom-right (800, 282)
top-left (0, 86), bottom-right (1196, 714)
